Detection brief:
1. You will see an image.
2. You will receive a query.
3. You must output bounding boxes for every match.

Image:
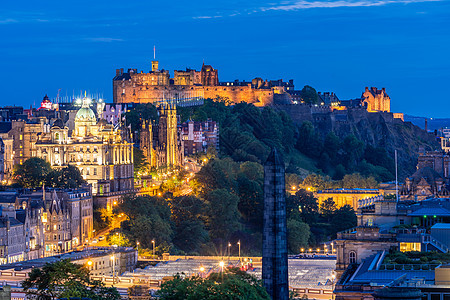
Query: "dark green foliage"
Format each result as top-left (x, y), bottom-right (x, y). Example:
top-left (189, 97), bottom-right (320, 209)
top-left (296, 121), bottom-right (323, 158)
top-left (158, 268), bottom-right (270, 300)
top-left (124, 103), bottom-right (158, 133)
top-left (287, 218), bottom-right (310, 253)
top-left (14, 157), bottom-right (52, 188)
top-left (331, 205), bottom-right (357, 234)
top-left (320, 198), bottom-right (337, 221)
top-left (170, 195), bottom-right (208, 253)
top-left (133, 147), bottom-right (150, 178)
top-left (300, 85), bottom-right (319, 104)
top-left (287, 189), bottom-right (319, 224)
top-left (384, 250), bottom-right (450, 265)
top-left (45, 165), bottom-right (86, 188)
top-left (118, 195), bottom-right (173, 249)
top-left (206, 189), bottom-right (241, 242)
top-left (22, 259), bottom-right (120, 300)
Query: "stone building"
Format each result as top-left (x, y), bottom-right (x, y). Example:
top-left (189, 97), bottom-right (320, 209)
top-left (113, 60), bottom-right (290, 106)
top-left (315, 188), bottom-right (381, 211)
top-left (0, 206), bottom-right (25, 264)
top-left (35, 97), bottom-right (134, 197)
top-left (41, 189), bottom-right (93, 256)
top-left (140, 102), bottom-right (184, 169)
top-left (180, 119), bottom-right (219, 156)
top-left (362, 87), bottom-right (390, 112)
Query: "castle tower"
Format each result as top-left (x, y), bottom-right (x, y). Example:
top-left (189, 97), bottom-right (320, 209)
top-left (158, 102), bottom-right (179, 167)
top-left (262, 148), bottom-right (289, 300)
top-left (152, 60), bottom-right (159, 72)
top-left (140, 120), bottom-right (154, 166)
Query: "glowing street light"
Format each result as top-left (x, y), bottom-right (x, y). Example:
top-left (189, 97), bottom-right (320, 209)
top-left (152, 240), bottom-right (155, 258)
top-left (219, 261), bottom-right (225, 272)
top-left (237, 241), bottom-right (241, 260)
top-left (110, 255), bottom-right (116, 284)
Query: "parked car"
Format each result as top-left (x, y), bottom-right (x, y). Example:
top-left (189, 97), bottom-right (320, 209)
top-left (92, 238), bottom-right (98, 244)
top-left (98, 235), bottom-right (105, 241)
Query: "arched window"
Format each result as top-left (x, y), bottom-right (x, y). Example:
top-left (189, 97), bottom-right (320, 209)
top-left (349, 251), bottom-right (357, 264)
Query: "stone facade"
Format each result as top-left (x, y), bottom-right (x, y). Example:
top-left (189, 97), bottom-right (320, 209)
top-left (35, 98), bottom-right (134, 196)
top-left (362, 87), bottom-right (390, 112)
top-left (180, 119), bottom-right (219, 156)
top-left (139, 102), bottom-right (184, 169)
top-left (262, 149), bottom-right (289, 300)
top-left (315, 188), bottom-right (381, 211)
top-left (113, 61), bottom-right (284, 107)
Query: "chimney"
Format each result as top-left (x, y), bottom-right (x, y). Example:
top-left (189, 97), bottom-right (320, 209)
top-left (116, 69), bottom-right (121, 76)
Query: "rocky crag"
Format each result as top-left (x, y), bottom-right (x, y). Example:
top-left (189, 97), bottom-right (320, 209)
top-left (274, 104), bottom-right (439, 179)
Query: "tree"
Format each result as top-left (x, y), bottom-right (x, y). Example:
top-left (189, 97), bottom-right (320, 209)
top-left (158, 268), bottom-right (270, 300)
top-left (296, 121), bottom-right (322, 158)
top-left (287, 189), bottom-right (319, 224)
top-left (133, 147), bottom-right (150, 178)
top-left (170, 195), bottom-right (208, 253)
top-left (206, 189), bottom-right (241, 242)
top-left (107, 231), bottom-right (130, 247)
top-left (331, 205), bottom-right (357, 235)
top-left (45, 165), bottom-right (85, 188)
top-left (192, 158), bottom-right (238, 197)
top-left (22, 259), bottom-right (120, 300)
top-left (237, 174), bottom-right (264, 229)
top-left (124, 103), bottom-right (158, 133)
top-left (301, 85), bottom-right (319, 105)
top-left (301, 174), bottom-right (331, 192)
top-left (118, 195), bottom-right (173, 249)
top-left (320, 198), bottom-right (337, 221)
top-left (287, 218), bottom-right (310, 254)
top-left (14, 157), bottom-right (52, 188)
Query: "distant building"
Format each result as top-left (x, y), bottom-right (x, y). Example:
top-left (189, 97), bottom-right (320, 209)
top-left (140, 102), bottom-right (184, 169)
top-left (113, 60), bottom-right (292, 106)
top-left (35, 97), bottom-right (134, 199)
top-left (362, 87), bottom-right (390, 112)
top-left (180, 119), bottom-right (219, 156)
top-left (315, 189), bottom-right (381, 211)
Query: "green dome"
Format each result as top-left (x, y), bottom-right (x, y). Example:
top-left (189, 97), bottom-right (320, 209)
top-left (75, 98), bottom-right (96, 122)
top-left (75, 107), bottom-right (96, 121)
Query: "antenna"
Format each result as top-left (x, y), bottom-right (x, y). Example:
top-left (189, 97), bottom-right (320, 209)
top-left (153, 45), bottom-right (156, 60)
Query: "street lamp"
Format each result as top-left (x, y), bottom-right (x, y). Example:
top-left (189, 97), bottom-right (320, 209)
top-left (219, 261), bottom-right (225, 273)
top-left (136, 241), bottom-right (140, 253)
top-left (331, 273), bottom-right (336, 300)
top-left (228, 243), bottom-right (231, 263)
top-left (237, 241), bottom-right (241, 261)
top-left (152, 240), bottom-right (155, 258)
top-left (87, 260), bottom-right (93, 280)
top-left (110, 255), bottom-right (115, 284)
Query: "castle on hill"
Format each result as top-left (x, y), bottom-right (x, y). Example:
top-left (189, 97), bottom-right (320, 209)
top-left (113, 58), bottom-right (392, 115)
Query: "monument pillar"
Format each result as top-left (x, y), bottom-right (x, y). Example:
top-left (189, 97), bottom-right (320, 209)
top-left (262, 148), bottom-right (289, 300)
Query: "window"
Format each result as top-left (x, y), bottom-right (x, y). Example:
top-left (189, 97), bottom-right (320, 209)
top-left (349, 251), bottom-right (357, 264)
top-left (368, 218), bottom-right (373, 227)
top-left (399, 219), bottom-right (405, 225)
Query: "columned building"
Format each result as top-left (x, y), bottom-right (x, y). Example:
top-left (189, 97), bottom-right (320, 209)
top-left (34, 98), bottom-right (134, 210)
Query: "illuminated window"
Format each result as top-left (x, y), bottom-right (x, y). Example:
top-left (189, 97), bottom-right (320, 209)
top-left (19, 135), bottom-right (23, 140)
top-left (400, 243), bottom-right (421, 252)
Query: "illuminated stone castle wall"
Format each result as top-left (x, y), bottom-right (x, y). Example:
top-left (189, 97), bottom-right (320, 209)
top-left (113, 62), bottom-right (279, 106)
top-left (362, 87), bottom-right (390, 112)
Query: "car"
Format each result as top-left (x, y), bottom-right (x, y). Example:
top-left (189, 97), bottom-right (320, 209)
top-left (92, 239), bottom-right (98, 244)
top-left (98, 235), bottom-right (105, 241)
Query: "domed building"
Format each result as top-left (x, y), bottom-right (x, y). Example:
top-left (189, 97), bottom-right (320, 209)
top-left (35, 97), bottom-right (134, 210)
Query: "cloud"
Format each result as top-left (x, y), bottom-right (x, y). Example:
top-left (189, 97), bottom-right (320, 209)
top-left (84, 37), bottom-right (124, 43)
top-left (260, 0), bottom-right (442, 11)
top-left (193, 15), bottom-right (223, 19)
top-left (0, 18), bottom-right (18, 24)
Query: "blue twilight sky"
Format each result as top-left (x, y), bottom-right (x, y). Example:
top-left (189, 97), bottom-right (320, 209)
top-left (1, 0), bottom-right (449, 117)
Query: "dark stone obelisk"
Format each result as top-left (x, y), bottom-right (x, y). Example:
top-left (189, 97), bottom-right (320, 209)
top-left (262, 148), bottom-right (289, 300)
